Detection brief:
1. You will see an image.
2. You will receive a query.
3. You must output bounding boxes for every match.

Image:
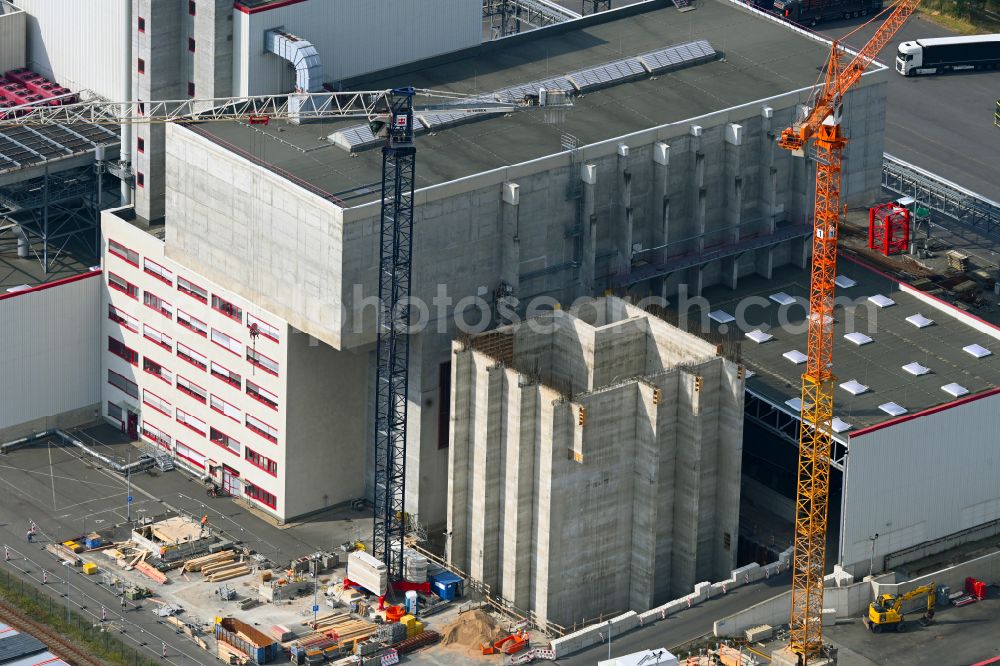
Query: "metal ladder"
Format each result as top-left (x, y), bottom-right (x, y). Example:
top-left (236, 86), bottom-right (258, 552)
top-left (672, 0), bottom-right (696, 10)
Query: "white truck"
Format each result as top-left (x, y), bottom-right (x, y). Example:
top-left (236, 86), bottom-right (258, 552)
top-left (896, 34), bottom-right (1000, 76)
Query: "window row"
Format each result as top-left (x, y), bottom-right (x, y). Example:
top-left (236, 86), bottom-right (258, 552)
top-left (107, 238), bottom-right (280, 343)
top-left (244, 482), bottom-right (277, 509)
top-left (108, 369), bottom-right (138, 399)
top-left (210, 427), bottom-right (240, 455)
top-left (141, 421), bottom-right (171, 450)
top-left (245, 447), bottom-right (277, 476)
top-left (108, 304), bottom-right (138, 333)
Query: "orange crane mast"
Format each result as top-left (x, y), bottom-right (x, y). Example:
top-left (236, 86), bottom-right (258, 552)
top-left (776, 0), bottom-right (921, 661)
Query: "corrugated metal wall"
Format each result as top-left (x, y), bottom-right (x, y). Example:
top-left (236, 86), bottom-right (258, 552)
top-left (842, 393), bottom-right (1000, 571)
top-left (0, 275), bottom-right (102, 437)
top-left (13, 0), bottom-right (126, 99)
top-left (0, 2), bottom-right (26, 74)
top-left (235, 0), bottom-right (482, 95)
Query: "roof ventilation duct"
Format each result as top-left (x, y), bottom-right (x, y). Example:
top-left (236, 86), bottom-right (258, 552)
top-left (264, 28), bottom-right (324, 93)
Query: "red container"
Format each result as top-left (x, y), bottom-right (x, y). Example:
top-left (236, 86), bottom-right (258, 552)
top-left (966, 577), bottom-right (977, 594)
top-left (975, 581), bottom-right (987, 600)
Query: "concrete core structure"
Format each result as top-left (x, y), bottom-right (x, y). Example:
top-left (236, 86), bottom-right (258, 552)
top-left (446, 297), bottom-right (744, 628)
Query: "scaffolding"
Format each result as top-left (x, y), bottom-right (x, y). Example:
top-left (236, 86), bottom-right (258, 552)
top-left (483, 0), bottom-right (579, 38)
top-left (582, 0), bottom-right (612, 14)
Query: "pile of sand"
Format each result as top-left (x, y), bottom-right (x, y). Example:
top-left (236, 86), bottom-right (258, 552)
top-left (439, 609), bottom-right (503, 649)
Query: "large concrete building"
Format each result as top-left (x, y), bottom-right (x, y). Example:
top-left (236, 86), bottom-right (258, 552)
top-left (160, 0), bottom-right (887, 527)
top-left (446, 298), bottom-right (743, 627)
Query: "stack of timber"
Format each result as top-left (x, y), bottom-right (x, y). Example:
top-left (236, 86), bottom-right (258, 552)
top-left (204, 559), bottom-right (251, 582)
top-left (134, 560), bottom-right (168, 584)
top-left (182, 550), bottom-right (235, 573)
top-left (295, 611), bottom-right (376, 647)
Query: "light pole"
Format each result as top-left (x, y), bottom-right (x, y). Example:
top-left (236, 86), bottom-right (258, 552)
top-left (125, 448), bottom-right (132, 523)
top-left (607, 619), bottom-right (612, 660)
top-left (868, 533), bottom-right (880, 577)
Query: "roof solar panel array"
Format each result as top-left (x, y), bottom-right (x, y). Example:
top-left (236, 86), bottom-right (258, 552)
top-left (567, 58), bottom-right (646, 92)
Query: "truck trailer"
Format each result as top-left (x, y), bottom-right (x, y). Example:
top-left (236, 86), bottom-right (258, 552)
top-left (773, 0), bottom-right (883, 26)
top-left (896, 34), bottom-right (1000, 75)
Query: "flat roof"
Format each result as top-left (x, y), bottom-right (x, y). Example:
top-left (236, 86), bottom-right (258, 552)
top-left (694, 256), bottom-right (1000, 433)
top-left (193, 0), bottom-right (840, 206)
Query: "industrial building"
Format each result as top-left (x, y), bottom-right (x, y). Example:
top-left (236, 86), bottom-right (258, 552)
top-left (162, 0), bottom-right (887, 528)
top-left (446, 297), bottom-right (743, 627)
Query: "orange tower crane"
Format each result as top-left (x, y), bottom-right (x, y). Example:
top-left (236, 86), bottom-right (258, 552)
top-left (776, 1), bottom-right (920, 661)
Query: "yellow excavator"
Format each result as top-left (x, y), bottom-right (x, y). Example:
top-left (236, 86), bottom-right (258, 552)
top-left (864, 583), bottom-right (936, 633)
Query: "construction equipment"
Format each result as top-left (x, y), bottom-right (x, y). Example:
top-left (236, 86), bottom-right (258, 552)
top-left (0, 87), bottom-right (562, 585)
top-left (863, 583), bottom-right (936, 633)
top-left (776, 0), bottom-right (921, 661)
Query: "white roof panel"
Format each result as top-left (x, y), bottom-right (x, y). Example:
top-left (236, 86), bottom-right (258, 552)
top-left (902, 362), bottom-right (930, 376)
top-left (963, 344), bottom-right (992, 358)
top-left (770, 292), bottom-right (796, 306)
top-left (839, 379), bottom-right (869, 395)
top-left (844, 332), bottom-right (873, 346)
top-left (783, 350), bottom-right (807, 364)
top-left (708, 309), bottom-right (735, 324)
top-left (785, 398), bottom-right (803, 412)
top-left (905, 314), bottom-right (934, 328)
top-left (834, 275), bottom-right (857, 288)
top-left (941, 382), bottom-right (969, 397)
top-left (879, 402), bottom-right (908, 417)
top-left (745, 329), bottom-right (773, 344)
top-left (868, 294), bottom-right (896, 308)
top-left (831, 417), bottom-right (853, 433)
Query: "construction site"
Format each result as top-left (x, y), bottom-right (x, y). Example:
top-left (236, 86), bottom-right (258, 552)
top-left (1, 0), bottom-right (1000, 664)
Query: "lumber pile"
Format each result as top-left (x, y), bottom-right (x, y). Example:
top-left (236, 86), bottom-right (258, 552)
top-left (134, 560), bottom-right (168, 585)
top-left (301, 611), bottom-right (376, 644)
top-left (206, 562), bottom-right (252, 582)
top-left (182, 550), bottom-right (234, 573)
top-left (217, 641), bottom-right (251, 665)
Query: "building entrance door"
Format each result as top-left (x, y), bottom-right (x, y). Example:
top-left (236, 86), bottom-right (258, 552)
top-left (222, 466), bottom-right (241, 497)
top-left (126, 411), bottom-right (139, 440)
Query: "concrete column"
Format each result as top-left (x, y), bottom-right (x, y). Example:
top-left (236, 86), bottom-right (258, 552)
top-left (617, 144), bottom-right (634, 275)
top-left (760, 106), bottom-right (778, 234)
top-left (792, 236), bottom-right (811, 269)
top-left (724, 123), bottom-right (743, 245)
top-left (722, 256), bottom-right (739, 290)
top-left (579, 164), bottom-right (598, 297)
top-left (500, 182), bottom-right (520, 294)
top-left (670, 369), bottom-right (704, 596)
top-left (690, 126), bottom-right (706, 254)
top-left (446, 348), bottom-right (473, 568)
top-left (467, 353), bottom-right (494, 585)
top-left (501, 374), bottom-right (532, 608)
top-left (686, 265), bottom-right (704, 299)
top-left (652, 142), bottom-right (671, 297)
top-left (629, 383), bottom-right (659, 611)
top-left (755, 247), bottom-right (774, 280)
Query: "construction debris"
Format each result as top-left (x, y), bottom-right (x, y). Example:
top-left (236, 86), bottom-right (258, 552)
top-left (439, 609), bottom-right (503, 650)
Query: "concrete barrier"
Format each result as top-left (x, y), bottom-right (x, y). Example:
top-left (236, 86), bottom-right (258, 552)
top-left (871, 549), bottom-right (1000, 601)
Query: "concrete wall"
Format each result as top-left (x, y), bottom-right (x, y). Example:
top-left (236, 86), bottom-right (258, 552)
top-left (841, 392), bottom-right (1000, 575)
top-left (0, 1), bottom-right (25, 75)
top-left (232, 0), bottom-right (482, 95)
top-left (447, 300), bottom-right (744, 628)
top-left (0, 272), bottom-right (102, 441)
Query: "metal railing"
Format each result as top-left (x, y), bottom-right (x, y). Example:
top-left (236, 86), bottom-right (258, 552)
top-left (882, 153), bottom-right (1000, 240)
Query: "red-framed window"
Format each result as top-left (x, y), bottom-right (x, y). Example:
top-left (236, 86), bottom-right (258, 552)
top-left (108, 239), bottom-right (139, 266)
top-left (177, 309), bottom-right (207, 336)
top-left (210, 394), bottom-right (240, 422)
top-left (142, 389), bottom-right (172, 417)
top-left (176, 374), bottom-right (207, 403)
top-left (176, 343), bottom-right (207, 371)
top-left (210, 361), bottom-right (241, 389)
top-left (137, 58), bottom-right (145, 74)
top-left (137, 136), bottom-right (145, 153)
top-left (246, 348), bottom-right (278, 376)
top-left (188, 37), bottom-right (196, 52)
top-left (176, 409), bottom-right (206, 436)
top-left (108, 304), bottom-right (139, 333)
top-left (188, 0), bottom-right (196, 15)
top-left (177, 276), bottom-right (207, 303)
top-left (211, 329), bottom-right (242, 356)
top-left (143, 257), bottom-right (172, 285)
top-left (244, 482), bottom-right (276, 509)
top-left (137, 101), bottom-right (145, 116)
top-left (107, 401), bottom-right (123, 423)
top-left (108, 272), bottom-right (138, 299)
top-left (143, 290), bottom-right (172, 319)
top-left (143, 357), bottom-right (172, 384)
top-left (210, 427), bottom-right (240, 455)
top-left (247, 313), bottom-right (279, 343)
top-left (107, 368), bottom-right (138, 398)
top-left (143, 323), bottom-right (172, 351)
top-left (246, 380), bottom-right (277, 410)
top-left (187, 81), bottom-right (195, 97)
top-left (211, 294), bottom-right (243, 323)
top-left (141, 421), bottom-right (171, 450)
top-left (137, 172), bottom-right (145, 188)
top-left (245, 447), bottom-right (277, 476)
top-left (137, 16), bottom-right (145, 32)
top-left (108, 337), bottom-right (138, 366)
top-left (175, 440), bottom-right (205, 469)
top-left (245, 413), bottom-right (277, 443)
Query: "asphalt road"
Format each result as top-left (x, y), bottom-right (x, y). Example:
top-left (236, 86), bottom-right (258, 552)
top-left (817, 13), bottom-right (1000, 202)
top-left (554, 572), bottom-right (791, 665)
